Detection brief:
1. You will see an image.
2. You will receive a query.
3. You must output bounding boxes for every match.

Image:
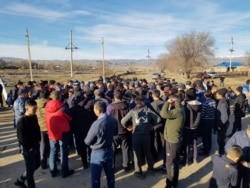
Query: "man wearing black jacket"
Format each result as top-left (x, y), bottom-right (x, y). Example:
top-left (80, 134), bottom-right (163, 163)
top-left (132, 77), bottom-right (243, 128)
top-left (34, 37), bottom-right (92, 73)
top-left (150, 89), bottom-right (165, 168)
top-left (15, 99), bottom-right (41, 188)
top-left (228, 86), bottom-right (246, 137)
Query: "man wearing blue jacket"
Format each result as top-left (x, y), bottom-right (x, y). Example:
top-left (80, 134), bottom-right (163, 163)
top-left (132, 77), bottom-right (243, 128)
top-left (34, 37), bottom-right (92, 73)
top-left (85, 101), bottom-right (118, 188)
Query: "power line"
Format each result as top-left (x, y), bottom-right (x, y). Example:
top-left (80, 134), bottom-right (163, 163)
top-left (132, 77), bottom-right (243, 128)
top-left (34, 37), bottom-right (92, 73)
top-left (65, 30), bottom-right (78, 78)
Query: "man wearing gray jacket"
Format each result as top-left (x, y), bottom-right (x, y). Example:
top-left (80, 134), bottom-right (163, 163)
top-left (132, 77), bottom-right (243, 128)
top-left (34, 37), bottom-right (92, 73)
top-left (225, 124), bottom-right (250, 188)
top-left (121, 96), bottom-right (161, 178)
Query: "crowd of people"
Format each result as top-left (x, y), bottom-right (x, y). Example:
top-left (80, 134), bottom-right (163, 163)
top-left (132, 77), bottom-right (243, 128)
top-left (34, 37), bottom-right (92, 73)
top-left (4, 76), bottom-right (250, 188)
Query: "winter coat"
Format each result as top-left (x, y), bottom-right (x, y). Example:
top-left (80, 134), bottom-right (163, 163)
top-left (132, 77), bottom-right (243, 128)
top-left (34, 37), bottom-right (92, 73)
top-left (36, 98), bottom-right (48, 132)
top-left (45, 99), bottom-right (72, 141)
top-left (107, 101), bottom-right (129, 134)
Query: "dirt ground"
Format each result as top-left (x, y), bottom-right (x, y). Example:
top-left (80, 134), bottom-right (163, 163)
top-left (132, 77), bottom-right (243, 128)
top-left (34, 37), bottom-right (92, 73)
top-left (0, 107), bottom-right (250, 188)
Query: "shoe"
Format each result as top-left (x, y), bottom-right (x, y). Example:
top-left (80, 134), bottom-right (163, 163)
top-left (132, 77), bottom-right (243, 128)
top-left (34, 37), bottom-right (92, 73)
top-left (50, 170), bottom-right (58, 178)
top-left (40, 160), bottom-right (48, 169)
top-left (62, 169), bottom-right (74, 178)
top-left (134, 171), bottom-right (144, 179)
top-left (147, 168), bottom-right (155, 175)
top-left (198, 152), bottom-right (209, 157)
top-left (160, 166), bottom-right (167, 173)
top-left (14, 179), bottom-right (27, 188)
top-left (123, 167), bottom-right (130, 173)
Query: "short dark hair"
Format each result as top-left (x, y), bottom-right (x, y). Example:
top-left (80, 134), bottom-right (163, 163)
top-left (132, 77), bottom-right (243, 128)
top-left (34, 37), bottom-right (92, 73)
top-left (94, 101), bottom-right (106, 113)
top-left (39, 90), bottom-right (47, 99)
top-left (114, 89), bottom-right (123, 100)
top-left (152, 89), bottom-right (160, 98)
top-left (25, 99), bottom-right (37, 107)
top-left (204, 90), bottom-right (212, 98)
top-left (135, 96), bottom-right (144, 105)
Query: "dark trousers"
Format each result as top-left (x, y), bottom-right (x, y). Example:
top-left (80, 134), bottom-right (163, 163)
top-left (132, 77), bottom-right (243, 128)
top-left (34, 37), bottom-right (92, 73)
top-left (20, 147), bottom-right (40, 188)
top-left (113, 133), bottom-right (132, 168)
top-left (201, 119), bottom-right (214, 154)
top-left (231, 117), bottom-right (242, 135)
top-left (217, 126), bottom-right (228, 155)
top-left (165, 141), bottom-right (180, 188)
top-left (74, 132), bottom-right (90, 166)
top-left (40, 131), bottom-right (50, 167)
top-left (132, 134), bottom-right (154, 172)
top-left (151, 130), bottom-right (165, 162)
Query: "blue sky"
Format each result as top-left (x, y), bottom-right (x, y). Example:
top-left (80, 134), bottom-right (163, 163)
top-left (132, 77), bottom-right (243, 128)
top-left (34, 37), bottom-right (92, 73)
top-left (0, 0), bottom-right (250, 60)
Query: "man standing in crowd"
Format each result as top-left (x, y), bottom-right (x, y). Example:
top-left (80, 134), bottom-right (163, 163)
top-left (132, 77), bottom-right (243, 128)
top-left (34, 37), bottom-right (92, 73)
top-left (121, 96), bottom-right (161, 178)
top-left (150, 89), bottom-right (165, 170)
top-left (85, 101), bottom-right (118, 188)
top-left (215, 88), bottom-right (230, 156)
top-left (225, 123), bottom-right (250, 188)
top-left (45, 90), bottom-right (74, 178)
top-left (200, 90), bottom-right (216, 156)
top-left (210, 146), bottom-right (243, 188)
top-left (13, 88), bottom-right (28, 128)
top-left (227, 86), bottom-right (247, 137)
top-left (106, 90), bottom-right (132, 172)
top-left (36, 91), bottom-right (49, 169)
top-left (15, 99), bottom-right (41, 188)
top-left (160, 95), bottom-right (185, 188)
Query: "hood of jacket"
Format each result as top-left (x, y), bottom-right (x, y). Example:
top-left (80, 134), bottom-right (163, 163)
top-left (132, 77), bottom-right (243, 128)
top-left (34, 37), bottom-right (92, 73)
top-left (187, 100), bottom-right (202, 111)
top-left (45, 99), bottom-right (64, 113)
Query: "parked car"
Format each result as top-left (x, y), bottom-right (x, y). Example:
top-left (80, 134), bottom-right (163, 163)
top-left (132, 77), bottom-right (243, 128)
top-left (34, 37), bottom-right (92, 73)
top-left (152, 73), bottom-right (161, 80)
top-left (196, 72), bottom-right (211, 79)
top-left (207, 71), bottom-right (219, 78)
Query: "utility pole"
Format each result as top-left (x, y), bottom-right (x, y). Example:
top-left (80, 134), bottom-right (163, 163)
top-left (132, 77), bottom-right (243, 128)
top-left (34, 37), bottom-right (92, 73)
top-left (101, 37), bottom-right (105, 82)
top-left (65, 30), bottom-right (78, 78)
top-left (25, 29), bottom-right (33, 81)
top-left (146, 48), bottom-right (151, 64)
top-left (229, 37), bottom-right (234, 72)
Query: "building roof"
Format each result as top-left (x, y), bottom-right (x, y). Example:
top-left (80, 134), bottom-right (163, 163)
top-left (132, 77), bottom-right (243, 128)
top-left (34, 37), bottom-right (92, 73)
top-left (216, 62), bottom-right (244, 67)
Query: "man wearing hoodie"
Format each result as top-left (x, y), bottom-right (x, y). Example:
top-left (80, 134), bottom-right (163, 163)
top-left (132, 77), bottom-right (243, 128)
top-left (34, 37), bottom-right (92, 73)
top-left (227, 86), bottom-right (247, 137)
top-left (183, 88), bottom-right (202, 165)
top-left (107, 90), bottom-right (132, 172)
top-left (45, 90), bottom-right (74, 178)
top-left (121, 96), bottom-right (161, 178)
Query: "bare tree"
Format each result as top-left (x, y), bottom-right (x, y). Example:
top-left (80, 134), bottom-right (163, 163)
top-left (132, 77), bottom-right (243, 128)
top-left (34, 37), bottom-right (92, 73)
top-left (244, 51), bottom-right (250, 66)
top-left (166, 31), bottom-right (215, 78)
top-left (156, 53), bottom-right (168, 72)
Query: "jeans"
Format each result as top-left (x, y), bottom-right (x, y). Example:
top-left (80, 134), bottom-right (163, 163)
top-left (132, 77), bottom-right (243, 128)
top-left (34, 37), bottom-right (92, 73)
top-left (90, 147), bottom-right (115, 188)
top-left (22, 147), bottom-right (40, 188)
top-left (49, 132), bottom-right (70, 176)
